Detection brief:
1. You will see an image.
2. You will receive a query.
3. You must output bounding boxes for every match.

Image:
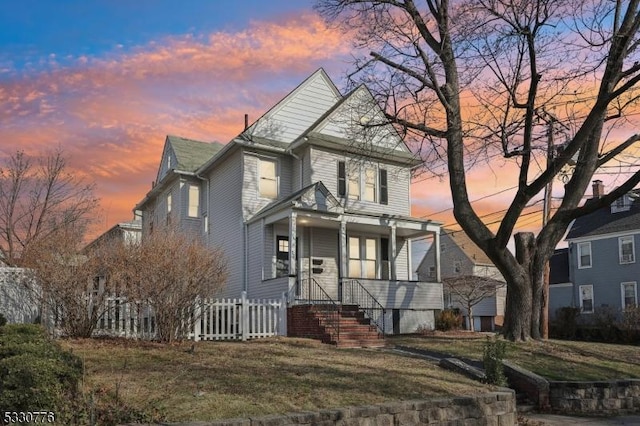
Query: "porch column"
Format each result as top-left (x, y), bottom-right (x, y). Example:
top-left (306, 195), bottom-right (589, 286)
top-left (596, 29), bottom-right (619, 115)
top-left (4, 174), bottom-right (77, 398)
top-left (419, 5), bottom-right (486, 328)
top-left (390, 224), bottom-right (397, 280)
top-left (289, 211), bottom-right (297, 277)
top-left (339, 218), bottom-right (347, 299)
top-left (434, 230), bottom-right (441, 282)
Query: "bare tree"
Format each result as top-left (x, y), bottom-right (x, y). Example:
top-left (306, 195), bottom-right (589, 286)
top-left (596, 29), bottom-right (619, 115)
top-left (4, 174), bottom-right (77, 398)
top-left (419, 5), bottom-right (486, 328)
top-left (443, 275), bottom-right (504, 332)
top-left (0, 148), bottom-right (97, 266)
top-left (22, 226), bottom-right (115, 337)
top-left (112, 228), bottom-right (227, 343)
top-left (317, 0), bottom-right (640, 340)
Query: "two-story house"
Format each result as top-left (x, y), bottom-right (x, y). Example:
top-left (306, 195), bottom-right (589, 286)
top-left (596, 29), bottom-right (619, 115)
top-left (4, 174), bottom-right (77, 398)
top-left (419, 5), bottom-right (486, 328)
top-left (417, 229), bottom-right (506, 331)
top-left (135, 69), bottom-right (444, 336)
top-left (559, 180), bottom-right (640, 317)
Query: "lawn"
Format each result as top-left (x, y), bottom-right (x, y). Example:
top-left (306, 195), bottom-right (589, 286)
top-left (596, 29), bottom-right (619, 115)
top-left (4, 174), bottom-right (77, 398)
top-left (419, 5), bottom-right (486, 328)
top-left (61, 337), bottom-right (494, 423)
top-left (392, 333), bottom-right (640, 381)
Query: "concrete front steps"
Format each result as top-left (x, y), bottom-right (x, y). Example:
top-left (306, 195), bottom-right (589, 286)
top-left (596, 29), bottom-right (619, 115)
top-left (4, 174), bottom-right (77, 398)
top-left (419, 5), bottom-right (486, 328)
top-left (287, 304), bottom-right (385, 348)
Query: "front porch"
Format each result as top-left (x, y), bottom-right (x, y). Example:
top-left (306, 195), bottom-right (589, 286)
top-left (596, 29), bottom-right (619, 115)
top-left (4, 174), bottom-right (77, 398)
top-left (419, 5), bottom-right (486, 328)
top-left (246, 182), bottom-right (444, 339)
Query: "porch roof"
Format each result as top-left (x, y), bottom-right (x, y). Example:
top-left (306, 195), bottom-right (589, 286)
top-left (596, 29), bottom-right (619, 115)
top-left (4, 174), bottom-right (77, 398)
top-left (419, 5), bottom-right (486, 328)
top-left (247, 179), bottom-right (440, 238)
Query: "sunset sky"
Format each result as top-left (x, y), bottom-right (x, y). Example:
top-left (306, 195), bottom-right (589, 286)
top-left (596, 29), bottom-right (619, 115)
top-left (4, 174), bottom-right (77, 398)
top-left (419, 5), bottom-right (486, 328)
top-left (1, 1), bottom-right (636, 252)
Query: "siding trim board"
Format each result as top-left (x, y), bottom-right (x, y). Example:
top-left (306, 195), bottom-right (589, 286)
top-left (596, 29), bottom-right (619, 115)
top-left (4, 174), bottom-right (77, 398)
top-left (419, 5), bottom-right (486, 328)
top-left (567, 228), bottom-right (640, 243)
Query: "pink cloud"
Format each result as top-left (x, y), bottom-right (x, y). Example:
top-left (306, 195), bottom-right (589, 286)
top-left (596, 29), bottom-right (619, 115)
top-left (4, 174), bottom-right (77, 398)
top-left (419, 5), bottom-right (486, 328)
top-left (0, 13), bottom-right (353, 240)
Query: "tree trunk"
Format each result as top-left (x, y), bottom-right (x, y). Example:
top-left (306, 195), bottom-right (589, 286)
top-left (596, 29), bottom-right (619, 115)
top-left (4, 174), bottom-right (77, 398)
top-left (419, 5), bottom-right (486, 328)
top-left (468, 304), bottom-right (475, 332)
top-left (502, 232), bottom-right (535, 341)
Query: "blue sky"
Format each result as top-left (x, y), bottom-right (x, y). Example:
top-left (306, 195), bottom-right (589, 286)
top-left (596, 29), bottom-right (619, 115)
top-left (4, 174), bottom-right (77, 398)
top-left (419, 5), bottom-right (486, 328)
top-left (0, 1), bottom-right (315, 72)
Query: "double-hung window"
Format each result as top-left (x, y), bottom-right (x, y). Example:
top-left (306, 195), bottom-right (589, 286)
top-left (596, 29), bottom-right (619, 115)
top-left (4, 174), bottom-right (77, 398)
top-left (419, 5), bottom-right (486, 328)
top-left (348, 168), bottom-right (360, 200)
top-left (621, 282), bottom-right (637, 309)
top-left (338, 161), bottom-right (387, 204)
top-left (259, 158), bottom-right (278, 199)
top-left (619, 236), bottom-right (635, 264)
top-left (577, 242), bottom-right (592, 269)
top-left (188, 185), bottom-right (199, 217)
top-left (348, 236), bottom-right (377, 279)
top-left (579, 285), bottom-right (594, 313)
top-left (363, 168), bottom-right (376, 202)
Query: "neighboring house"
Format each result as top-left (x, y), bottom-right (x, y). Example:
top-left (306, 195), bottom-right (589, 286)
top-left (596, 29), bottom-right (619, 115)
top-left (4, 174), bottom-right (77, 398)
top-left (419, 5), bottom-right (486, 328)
top-left (417, 229), bottom-right (506, 331)
top-left (548, 247), bottom-right (572, 319)
top-left (83, 217), bottom-right (142, 296)
top-left (84, 218), bottom-right (142, 252)
top-left (135, 69), bottom-right (444, 335)
top-left (556, 180), bottom-right (640, 318)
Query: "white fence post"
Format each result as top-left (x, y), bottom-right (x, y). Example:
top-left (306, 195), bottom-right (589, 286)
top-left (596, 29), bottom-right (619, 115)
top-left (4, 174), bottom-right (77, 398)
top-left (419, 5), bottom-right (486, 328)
top-left (193, 299), bottom-right (202, 342)
top-left (241, 291), bottom-right (248, 341)
top-left (280, 292), bottom-right (288, 336)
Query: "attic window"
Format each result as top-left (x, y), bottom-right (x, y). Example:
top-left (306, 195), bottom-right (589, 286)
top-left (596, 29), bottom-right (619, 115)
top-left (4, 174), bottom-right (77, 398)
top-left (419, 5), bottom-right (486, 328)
top-left (612, 195), bottom-right (631, 213)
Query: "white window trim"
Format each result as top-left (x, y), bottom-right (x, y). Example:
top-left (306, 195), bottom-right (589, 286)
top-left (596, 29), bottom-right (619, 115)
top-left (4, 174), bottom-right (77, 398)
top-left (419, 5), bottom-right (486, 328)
top-left (618, 235), bottom-right (635, 264)
top-left (621, 281), bottom-right (637, 309)
top-left (258, 157), bottom-right (279, 199)
top-left (346, 163), bottom-right (379, 203)
top-left (188, 184), bottom-right (199, 218)
top-left (577, 241), bottom-right (592, 269)
top-left (579, 284), bottom-right (594, 314)
top-left (348, 235), bottom-right (379, 279)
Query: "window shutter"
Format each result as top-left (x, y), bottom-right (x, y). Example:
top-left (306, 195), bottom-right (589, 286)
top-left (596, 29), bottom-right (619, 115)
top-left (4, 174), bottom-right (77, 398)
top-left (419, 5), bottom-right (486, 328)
top-left (338, 161), bottom-right (346, 197)
top-left (379, 169), bottom-right (388, 205)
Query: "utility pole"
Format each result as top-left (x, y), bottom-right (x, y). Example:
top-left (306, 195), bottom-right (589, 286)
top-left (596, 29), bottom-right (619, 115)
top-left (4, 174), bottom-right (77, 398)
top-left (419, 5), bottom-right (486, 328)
top-left (541, 112), bottom-right (555, 339)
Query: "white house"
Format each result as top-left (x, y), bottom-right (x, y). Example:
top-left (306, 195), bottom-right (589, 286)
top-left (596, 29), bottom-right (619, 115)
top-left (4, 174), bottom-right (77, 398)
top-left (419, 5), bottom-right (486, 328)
top-left (135, 69), bottom-right (444, 338)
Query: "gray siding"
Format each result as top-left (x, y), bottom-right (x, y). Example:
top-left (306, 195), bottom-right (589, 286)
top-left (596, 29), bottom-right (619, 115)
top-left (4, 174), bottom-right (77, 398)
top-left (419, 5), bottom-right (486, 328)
top-left (569, 233), bottom-right (640, 312)
top-left (307, 147), bottom-right (411, 216)
top-left (309, 228), bottom-right (339, 299)
top-left (206, 149), bottom-right (244, 298)
top-left (246, 220), bottom-right (263, 296)
top-left (549, 285), bottom-right (574, 318)
top-left (242, 152), bottom-right (292, 220)
top-left (250, 71), bottom-right (340, 143)
top-left (358, 279), bottom-right (443, 310)
top-left (395, 238), bottom-right (409, 280)
top-left (250, 277), bottom-right (289, 300)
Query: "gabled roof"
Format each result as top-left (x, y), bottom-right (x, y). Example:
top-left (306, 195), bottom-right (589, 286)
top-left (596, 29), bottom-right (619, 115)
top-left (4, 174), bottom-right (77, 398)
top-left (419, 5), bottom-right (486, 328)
top-left (248, 181), bottom-right (342, 223)
top-left (167, 135), bottom-right (224, 172)
top-left (243, 68), bottom-right (342, 144)
top-left (445, 229), bottom-right (493, 265)
top-left (566, 192), bottom-right (640, 240)
top-left (305, 84), bottom-right (406, 151)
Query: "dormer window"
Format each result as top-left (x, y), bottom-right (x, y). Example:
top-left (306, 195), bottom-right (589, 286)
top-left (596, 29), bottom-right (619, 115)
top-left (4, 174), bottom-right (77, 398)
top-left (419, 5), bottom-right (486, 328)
top-left (612, 195), bottom-right (631, 213)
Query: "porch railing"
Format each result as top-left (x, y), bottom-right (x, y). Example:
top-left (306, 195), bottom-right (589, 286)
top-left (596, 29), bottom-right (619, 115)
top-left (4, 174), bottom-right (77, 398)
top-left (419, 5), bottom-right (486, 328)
top-left (298, 276), bottom-right (341, 341)
top-left (342, 278), bottom-right (386, 334)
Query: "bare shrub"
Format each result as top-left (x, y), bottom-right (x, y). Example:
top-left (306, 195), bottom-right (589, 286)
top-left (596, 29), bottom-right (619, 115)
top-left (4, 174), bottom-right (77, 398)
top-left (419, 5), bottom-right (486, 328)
top-left (111, 228), bottom-right (227, 343)
top-left (22, 227), bottom-right (114, 338)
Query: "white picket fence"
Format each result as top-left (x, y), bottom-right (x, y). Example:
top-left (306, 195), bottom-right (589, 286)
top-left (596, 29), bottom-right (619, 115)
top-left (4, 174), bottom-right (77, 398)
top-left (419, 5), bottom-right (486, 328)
top-left (93, 291), bottom-right (286, 341)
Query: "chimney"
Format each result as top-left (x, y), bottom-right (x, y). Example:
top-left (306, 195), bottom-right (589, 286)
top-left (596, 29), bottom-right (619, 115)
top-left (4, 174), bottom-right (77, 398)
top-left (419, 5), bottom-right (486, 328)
top-left (592, 180), bottom-right (604, 198)
top-left (244, 114), bottom-right (249, 130)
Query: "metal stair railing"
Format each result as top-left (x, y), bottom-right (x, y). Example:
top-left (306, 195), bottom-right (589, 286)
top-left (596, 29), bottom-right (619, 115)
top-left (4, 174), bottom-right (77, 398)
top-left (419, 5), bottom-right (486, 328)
top-left (342, 279), bottom-right (386, 335)
top-left (298, 276), bottom-right (341, 341)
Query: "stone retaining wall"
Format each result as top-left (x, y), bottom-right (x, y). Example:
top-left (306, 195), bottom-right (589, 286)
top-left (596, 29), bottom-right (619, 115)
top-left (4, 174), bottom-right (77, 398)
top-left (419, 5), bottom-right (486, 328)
top-left (549, 380), bottom-right (640, 415)
top-left (502, 359), bottom-right (640, 416)
top-left (188, 391), bottom-right (516, 426)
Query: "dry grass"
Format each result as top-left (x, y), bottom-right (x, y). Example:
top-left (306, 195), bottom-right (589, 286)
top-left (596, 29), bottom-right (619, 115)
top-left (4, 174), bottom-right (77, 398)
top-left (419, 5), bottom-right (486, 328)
top-left (392, 334), bottom-right (640, 381)
top-left (61, 337), bottom-right (494, 423)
